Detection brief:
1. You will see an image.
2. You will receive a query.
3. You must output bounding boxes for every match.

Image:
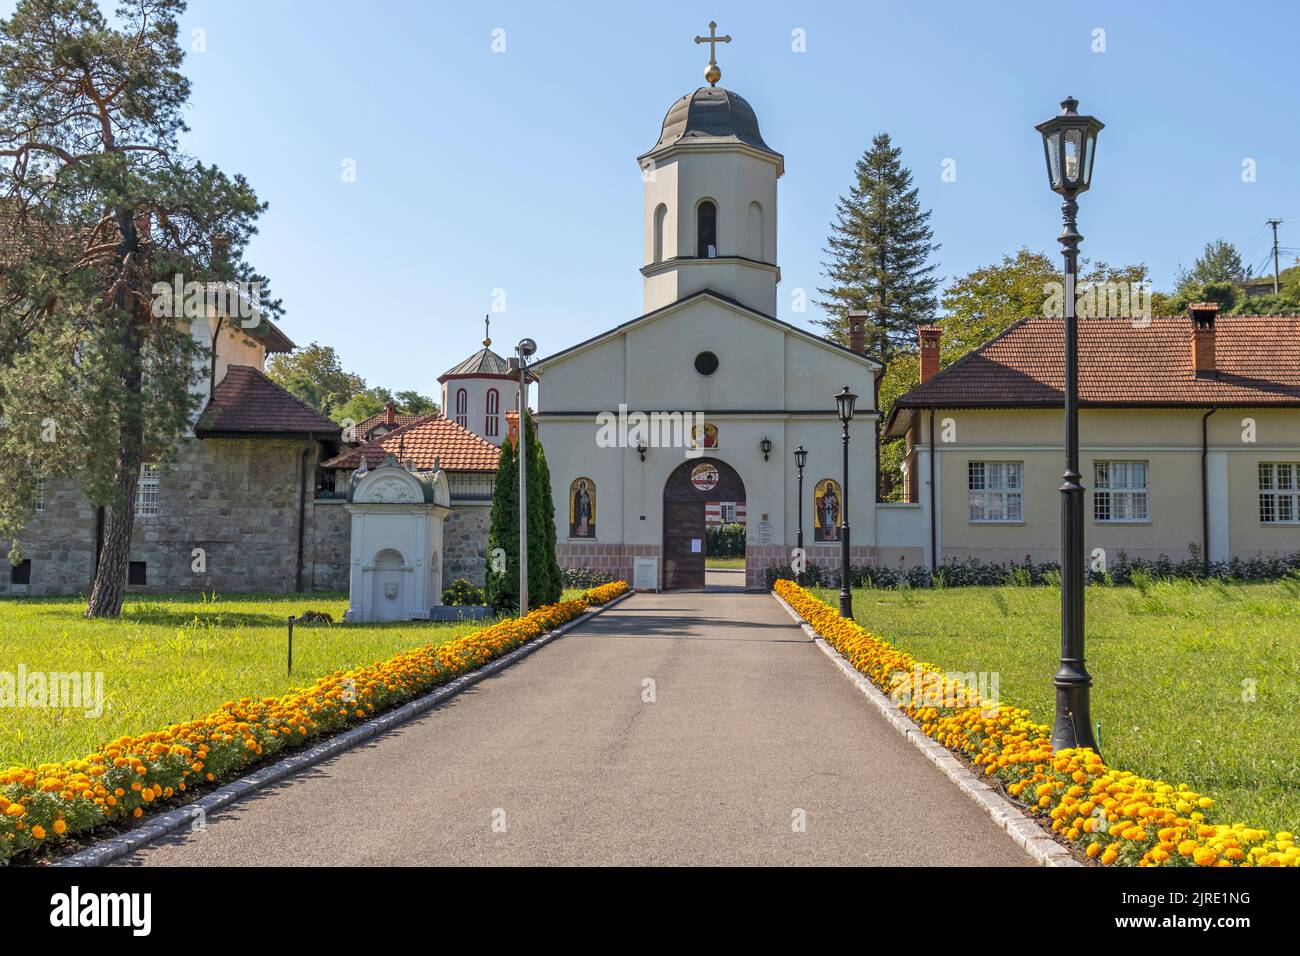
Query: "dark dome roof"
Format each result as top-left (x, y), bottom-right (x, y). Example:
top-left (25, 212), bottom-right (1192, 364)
top-left (643, 87), bottom-right (779, 159)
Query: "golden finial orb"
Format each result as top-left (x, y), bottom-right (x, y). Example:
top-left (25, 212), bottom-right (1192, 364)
top-left (705, 63), bottom-right (721, 86)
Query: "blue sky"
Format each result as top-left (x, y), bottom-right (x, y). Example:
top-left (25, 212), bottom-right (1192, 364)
top-left (12, 0), bottom-right (1299, 396)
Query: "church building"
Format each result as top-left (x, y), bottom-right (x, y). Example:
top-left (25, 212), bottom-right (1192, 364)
top-left (531, 50), bottom-right (924, 590)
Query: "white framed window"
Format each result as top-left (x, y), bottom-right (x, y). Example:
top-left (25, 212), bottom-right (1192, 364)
top-left (136, 464), bottom-right (160, 518)
top-left (1259, 462), bottom-right (1299, 524)
top-left (454, 388), bottom-right (468, 428)
top-left (33, 476), bottom-right (45, 514)
top-left (1094, 460), bottom-right (1149, 522)
top-left (968, 461), bottom-right (1023, 522)
top-left (485, 388), bottom-right (499, 437)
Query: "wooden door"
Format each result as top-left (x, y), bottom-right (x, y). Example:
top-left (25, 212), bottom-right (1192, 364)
top-left (662, 458), bottom-right (745, 590)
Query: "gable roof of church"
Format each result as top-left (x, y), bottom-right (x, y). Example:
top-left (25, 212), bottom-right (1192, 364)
top-left (439, 345), bottom-right (513, 381)
top-left (196, 365), bottom-right (341, 437)
top-left (353, 408), bottom-right (424, 440)
top-left (884, 315), bottom-right (1300, 438)
top-left (530, 288), bottom-right (882, 373)
top-left (321, 413), bottom-right (500, 472)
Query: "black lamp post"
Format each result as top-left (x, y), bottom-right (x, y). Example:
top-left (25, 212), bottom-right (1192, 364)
top-left (1035, 97), bottom-right (1103, 753)
top-left (793, 445), bottom-right (807, 584)
top-left (834, 386), bottom-right (857, 617)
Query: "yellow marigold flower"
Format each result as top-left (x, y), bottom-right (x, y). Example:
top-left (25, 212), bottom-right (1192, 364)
top-left (30, 825), bottom-right (46, 839)
top-left (53, 819), bottom-right (67, 835)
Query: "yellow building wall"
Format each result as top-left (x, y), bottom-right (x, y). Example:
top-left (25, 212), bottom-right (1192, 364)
top-left (926, 408), bottom-right (1299, 565)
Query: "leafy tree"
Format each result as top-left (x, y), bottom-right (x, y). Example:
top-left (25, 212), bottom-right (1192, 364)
top-left (393, 389), bottom-right (438, 415)
top-left (937, 249), bottom-right (1153, 362)
top-left (0, 0), bottom-right (277, 617)
top-left (266, 342), bottom-right (364, 415)
top-left (1176, 239), bottom-right (1245, 291)
top-left (331, 385), bottom-right (439, 427)
top-left (818, 132), bottom-right (939, 360)
top-left (483, 411), bottom-right (560, 612)
top-left (873, 250), bottom-right (1152, 500)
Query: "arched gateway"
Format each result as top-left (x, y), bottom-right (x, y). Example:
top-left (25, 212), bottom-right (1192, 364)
top-left (662, 457), bottom-right (745, 590)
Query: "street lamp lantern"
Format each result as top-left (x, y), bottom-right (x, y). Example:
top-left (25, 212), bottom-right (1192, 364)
top-left (1036, 97), bottom-right (1101, 755)
top-left (1035, 97), bottom-right (1103, 195)
top-left (835, 386), bottom-right (858, 427)
top-left (793, 445), bottom-right (808, 470)
top-left (760, 436), bottom-right (773, 460)
top-left (835, 386), bottom-right (856, 618)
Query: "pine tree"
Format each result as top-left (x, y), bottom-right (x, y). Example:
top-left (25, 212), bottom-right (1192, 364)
top-left (0, 0), bottom-right (278, 617)
top-left (817, 132), bottom-right (939, 361)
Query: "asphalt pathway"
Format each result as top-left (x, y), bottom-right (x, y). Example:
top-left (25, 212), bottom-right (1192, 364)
top-left (120, 591), bottom-right (1030, 866)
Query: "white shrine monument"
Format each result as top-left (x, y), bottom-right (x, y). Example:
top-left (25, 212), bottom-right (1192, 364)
top-left (343, 455), bottom-right (452, 622)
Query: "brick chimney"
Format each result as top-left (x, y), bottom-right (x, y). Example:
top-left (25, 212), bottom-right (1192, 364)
top-left (504, 409), bottom-right (520, 449)
top-left (918, 325), bottom-right (942, 383)
top-left (1189, 302), bottom-right (1218, 376)
top-left (847, 310), bottom-right (867, 354)
top-left (384, 400), bottom-right (396, 426)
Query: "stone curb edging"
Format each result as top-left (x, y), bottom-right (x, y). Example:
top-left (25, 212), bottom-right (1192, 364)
top-left (57, 591), bottom-right (634, 867)
top-left (770, 590), bottom-right (1081, 869)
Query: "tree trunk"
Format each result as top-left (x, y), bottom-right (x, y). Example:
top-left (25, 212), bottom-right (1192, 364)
top-left (85, 213), bottom-right (144, 619)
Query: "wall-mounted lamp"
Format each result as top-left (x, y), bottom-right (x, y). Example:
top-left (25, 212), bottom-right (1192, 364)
top-left (760, 437), bottom-right (773, 461)
top-left (636, 442), bottom-right (648, 462)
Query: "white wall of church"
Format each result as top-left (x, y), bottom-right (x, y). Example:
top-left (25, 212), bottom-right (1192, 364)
top-left (537, 414), bottom-right (879, 550)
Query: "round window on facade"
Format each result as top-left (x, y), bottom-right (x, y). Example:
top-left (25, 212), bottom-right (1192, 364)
top-left (694, 350), bottom-right (719, 376)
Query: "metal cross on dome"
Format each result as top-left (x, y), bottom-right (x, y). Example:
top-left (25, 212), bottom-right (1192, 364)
top-left (694, 20), bottom-right (731, 87)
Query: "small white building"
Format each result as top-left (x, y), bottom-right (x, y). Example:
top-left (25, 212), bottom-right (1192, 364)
top-left (343, 456), bottom-right (451, 622)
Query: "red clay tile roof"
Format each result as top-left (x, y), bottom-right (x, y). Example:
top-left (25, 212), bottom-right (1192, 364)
top-left (353, 408), bottom-right (424, 440)
top-left (885, 315), bottom-right (1300, 437)
top-left (322, 413), bottom-right (500, 472)
top-left (196, 365), bottom-right (341, 436)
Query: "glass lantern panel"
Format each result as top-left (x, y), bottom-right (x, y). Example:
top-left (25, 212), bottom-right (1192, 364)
top-left (1045, 131), bottom-right (1061, 188)
top-left (1064, 129), bottom-right (1082, 185)
top-left (1083, 130), bottom-right (1096, 186)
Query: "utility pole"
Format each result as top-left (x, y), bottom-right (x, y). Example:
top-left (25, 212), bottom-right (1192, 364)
top-left (1267, 219), bottom-right (1283, 294)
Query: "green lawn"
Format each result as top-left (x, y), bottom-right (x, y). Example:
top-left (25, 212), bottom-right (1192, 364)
top-left (705, 556), bottom-right (746, 569)
top-left (0, 590), bottom-right (583, 769)
top-left (813, 578), bottom-right (1300, 835)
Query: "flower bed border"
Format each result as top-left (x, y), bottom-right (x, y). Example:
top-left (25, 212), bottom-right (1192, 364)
top-left (2, 583), bottom-right (630, 865)
top-left (773, 580), bottom-right (1298, 869)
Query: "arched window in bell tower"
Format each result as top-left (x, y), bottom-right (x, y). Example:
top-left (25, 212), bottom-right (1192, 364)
top-left (696, 200), bottom-right (718, 258)
top-left (653, 203), bottom-right (667, 263)
top-left (748, 201), bottom-right (764, 261)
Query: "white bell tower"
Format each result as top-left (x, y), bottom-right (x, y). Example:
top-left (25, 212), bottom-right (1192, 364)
top-left (637, 24), bottom-right (783, 316)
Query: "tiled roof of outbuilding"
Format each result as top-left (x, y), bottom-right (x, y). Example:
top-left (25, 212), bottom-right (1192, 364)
top-left (322, 414), bottom-right (500, 472)
top-left (885, 315), bottom-right (1300, 437)
top-left (196, 365), bottom-right (341, 436)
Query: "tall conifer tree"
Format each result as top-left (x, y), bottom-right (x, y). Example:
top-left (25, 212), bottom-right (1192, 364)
top-left (817, 132), bottom-right (939, 361)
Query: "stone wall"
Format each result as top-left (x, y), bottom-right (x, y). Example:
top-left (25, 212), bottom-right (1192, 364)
top-left (0, 436), bottom-right (340, 597)
top-left (308, 498), bottom-right (350, 592)
top-left (443, 503), bottom-right (490, 586)
top-left (127, 437), bottom-right (307, 593)
top-left (0, 477), bottom-right (97, 598)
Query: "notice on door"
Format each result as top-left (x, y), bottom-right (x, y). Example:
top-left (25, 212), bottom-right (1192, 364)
top-left (691, 538), bottom-right (702, 553)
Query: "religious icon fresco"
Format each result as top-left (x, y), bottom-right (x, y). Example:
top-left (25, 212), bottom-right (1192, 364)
top-left (813, 478), bottom-right (841, 542)
top-left (689, 422), bottom-right (719, 449)
top-left (569, 477), bottom-right (596, 538)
